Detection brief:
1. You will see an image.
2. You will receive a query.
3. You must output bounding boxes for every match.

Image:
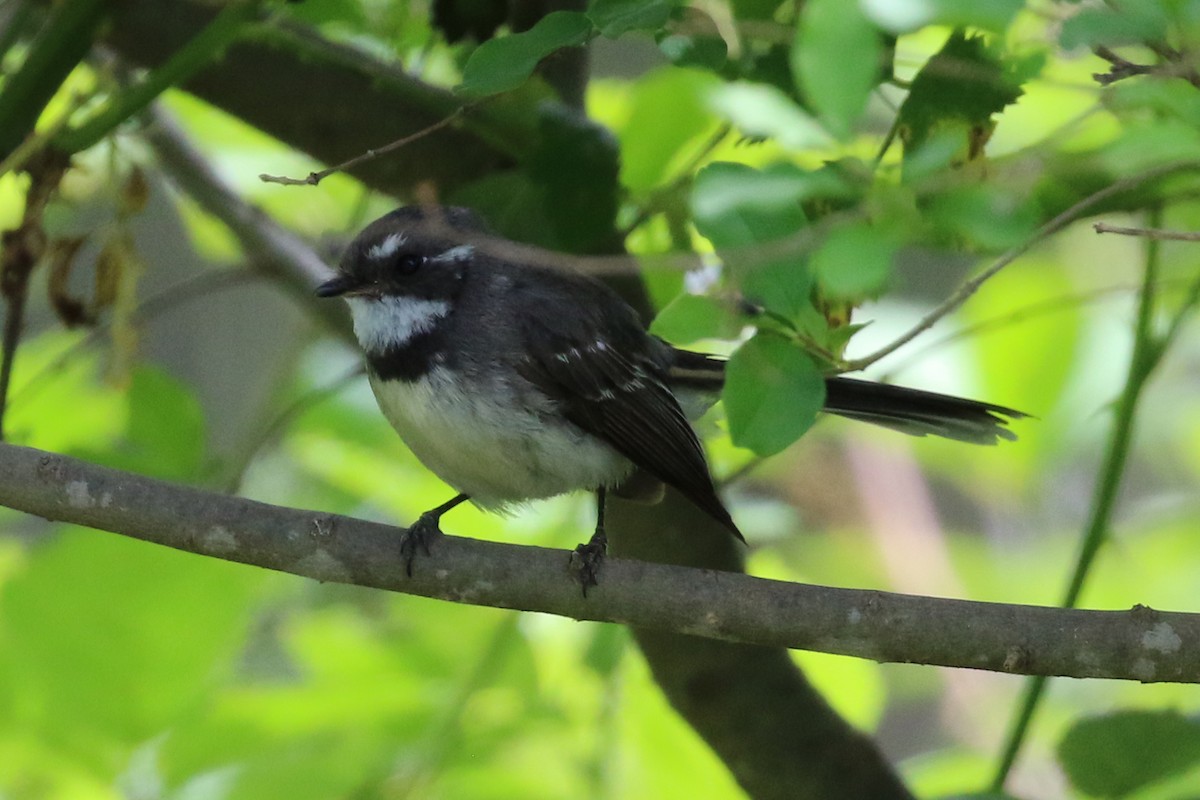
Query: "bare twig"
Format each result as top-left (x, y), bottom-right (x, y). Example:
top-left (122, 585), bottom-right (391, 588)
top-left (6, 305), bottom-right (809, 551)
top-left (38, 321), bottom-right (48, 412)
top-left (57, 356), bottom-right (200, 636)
top-left (0, 152), bottom-right (68, 440)
top-left (258, 103), bottom-right (480, 187)
top-left (842, 161), bottom-right (1200, 372)
top-left (1093, 44), bottom-right (1200, 88)
top-left (1094, 221), bottom-right (1200, 241)
top-left (143, 103), bottom-right (348, 336)
top-left (8, 270), bottom-right (263, 412)
top-left (1093, 45), bottom-right (1158, 85)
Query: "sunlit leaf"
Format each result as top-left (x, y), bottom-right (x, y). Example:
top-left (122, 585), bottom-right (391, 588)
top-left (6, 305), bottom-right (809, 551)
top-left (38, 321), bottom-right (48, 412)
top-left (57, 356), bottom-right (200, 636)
top-left (707, 81), bottom-right (832, 151)
top-left (693, 162), bottom-right (857, 322)
top-left (0, 530), bottom-right (258, 745)
top-left (650, 293), bottom-right (742, 344)
top-left (792, 0), bottom-right (883, 138)
top-left (618, 67), bottom-right (720, 194)
top-left (811, 222), bottom-right (896, 300)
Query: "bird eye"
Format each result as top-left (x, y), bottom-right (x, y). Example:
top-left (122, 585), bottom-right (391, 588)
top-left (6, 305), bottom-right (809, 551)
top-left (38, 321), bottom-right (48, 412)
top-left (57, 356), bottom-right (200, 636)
top-left (396, 254), bottom-right (425, 275)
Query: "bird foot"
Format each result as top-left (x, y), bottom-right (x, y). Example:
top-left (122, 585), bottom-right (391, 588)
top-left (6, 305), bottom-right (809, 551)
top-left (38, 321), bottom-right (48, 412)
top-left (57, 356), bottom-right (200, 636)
top-left (401, 510), bottom-right (444, 577)
top-left (569, 529), bottom-right (608, 597)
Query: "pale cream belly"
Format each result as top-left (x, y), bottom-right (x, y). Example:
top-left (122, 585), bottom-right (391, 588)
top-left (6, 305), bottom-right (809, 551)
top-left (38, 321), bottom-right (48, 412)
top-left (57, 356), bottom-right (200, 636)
top-left (368, 368), bottom-right (633, 509)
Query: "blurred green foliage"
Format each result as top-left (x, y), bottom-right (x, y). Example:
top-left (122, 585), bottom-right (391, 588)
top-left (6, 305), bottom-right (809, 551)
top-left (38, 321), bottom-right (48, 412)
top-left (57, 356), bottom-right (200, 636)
top-left (3, 0), bottom-right (1200, 798)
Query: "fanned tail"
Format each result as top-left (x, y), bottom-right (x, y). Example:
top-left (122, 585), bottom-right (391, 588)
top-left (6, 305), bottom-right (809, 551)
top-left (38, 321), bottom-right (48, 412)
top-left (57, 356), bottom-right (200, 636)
top-left (823, 376), bottom-right (1026, 445)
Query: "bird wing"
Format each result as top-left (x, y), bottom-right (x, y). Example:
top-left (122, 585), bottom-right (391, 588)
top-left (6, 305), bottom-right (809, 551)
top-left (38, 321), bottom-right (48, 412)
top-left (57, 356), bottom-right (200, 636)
top-left (517, 308), bottom-right (741, 538)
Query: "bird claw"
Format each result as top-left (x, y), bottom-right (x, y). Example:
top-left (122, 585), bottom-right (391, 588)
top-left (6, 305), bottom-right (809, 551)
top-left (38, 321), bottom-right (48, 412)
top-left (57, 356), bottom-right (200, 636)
top-left (401, 511), bottom-right (443, 577)
top-left (569, 529), bottom-right (608, 597)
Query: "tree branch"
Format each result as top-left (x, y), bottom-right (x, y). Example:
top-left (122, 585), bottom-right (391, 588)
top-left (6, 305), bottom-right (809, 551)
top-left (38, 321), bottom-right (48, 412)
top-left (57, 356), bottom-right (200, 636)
top-left (104, 0), bottom-right (527, 197)
top-left (4, 441), bottom-right (1198, 684)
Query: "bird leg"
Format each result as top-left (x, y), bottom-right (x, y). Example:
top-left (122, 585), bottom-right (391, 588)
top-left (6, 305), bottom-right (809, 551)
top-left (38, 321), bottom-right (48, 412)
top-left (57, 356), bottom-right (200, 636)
top-left (403, 493), bottom-right (468, 576)
top-left (570, 487), bottom-right (609, 596)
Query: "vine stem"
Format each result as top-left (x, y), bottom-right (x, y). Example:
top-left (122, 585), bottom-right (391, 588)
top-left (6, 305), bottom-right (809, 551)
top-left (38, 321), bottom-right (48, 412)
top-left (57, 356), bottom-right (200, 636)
top-left (989, 205), bottom-right (1171, 790)
top-left (53, 1), bottom-right (259, 155)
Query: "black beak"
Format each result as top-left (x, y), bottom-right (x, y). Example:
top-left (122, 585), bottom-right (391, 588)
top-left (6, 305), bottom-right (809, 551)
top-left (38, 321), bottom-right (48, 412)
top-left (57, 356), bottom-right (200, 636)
top-left (315, 275), bottom-right (351, 297)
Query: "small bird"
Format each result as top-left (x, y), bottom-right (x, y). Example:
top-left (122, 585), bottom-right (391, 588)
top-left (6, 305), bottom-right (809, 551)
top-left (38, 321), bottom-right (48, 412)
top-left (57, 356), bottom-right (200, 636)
top-left (317, 206), bottom-right (1025, 589)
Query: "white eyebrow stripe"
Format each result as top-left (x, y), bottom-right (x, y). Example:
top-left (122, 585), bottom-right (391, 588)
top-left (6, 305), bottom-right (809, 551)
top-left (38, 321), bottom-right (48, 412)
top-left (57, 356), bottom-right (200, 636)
top-left (433, 244), bottom-right (475, 263)
top-left (367, 232), bottom-right (407, 261)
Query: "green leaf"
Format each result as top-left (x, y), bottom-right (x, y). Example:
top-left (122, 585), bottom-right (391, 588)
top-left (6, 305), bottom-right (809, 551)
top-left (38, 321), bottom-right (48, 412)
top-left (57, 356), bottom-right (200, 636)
top-left (692, 162), bottom-right (813, 319)
top-left (723, 334), bottom-right (825, 456)
top-left (811, 223), bottom-right (896, 300)
top-left (588, 0), bottom-right (672, 38)
top-left (282, 0), bottom-right (368, 27)
top-left (1060, 1), bottom-right (1168, 50)
top-left (707, 81), bottom-right (833, 151)
top-left (791, 0), bottom-right (883, 138)
top-left (1, 530), bottom-right (258, 746)
top-left (458, 11), bottom-right (595, 96)
top-left (124, 366), bottom-right (207, 480)
top-left (529, 106), bottom-right (620, 252)
top-left (658, 33), bottom-right (728, 72)
top-left (927, 184), bottom-right (1039, 251)
top-left (692, 162), bottom-right (812, 248)
top-left (650, 293), bottom-right (742, 344)
top-left (1058, 710), bottom-right (1200, 798)
top-left (77, 365), bottom-right (207, 481)
top-left (897, 31), bottom-right (1033, 160)
top-left (692, 162), bottom-right (857, 321)
top-left (731, 0), bottom-right (785, 21)
top-left (620, 67), bottom-right (720, 194)
top-left (583, 623), bottom-right (628, 677)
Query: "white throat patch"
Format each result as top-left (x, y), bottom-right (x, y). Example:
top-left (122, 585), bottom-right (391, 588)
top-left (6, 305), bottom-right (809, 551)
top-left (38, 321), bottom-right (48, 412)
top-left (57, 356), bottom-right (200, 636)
top-left (346, 295), bottom-right (450, 353)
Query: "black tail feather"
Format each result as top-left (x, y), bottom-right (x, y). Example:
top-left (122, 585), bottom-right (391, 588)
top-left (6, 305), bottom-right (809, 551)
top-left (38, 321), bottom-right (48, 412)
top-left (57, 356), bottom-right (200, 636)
top-left (823, 377), bottom-right (1027, 445)
top-left (666, 349), bottom-right (1027, 445)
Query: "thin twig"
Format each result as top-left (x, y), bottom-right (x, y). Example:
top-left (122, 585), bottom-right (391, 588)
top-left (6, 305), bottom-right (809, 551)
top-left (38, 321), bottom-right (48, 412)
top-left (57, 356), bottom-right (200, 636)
top-left (841, 161), bottom-right (1200, 372)
top-left (1093, 44), bottom-right (1200, 89)
top-left (8, 270), bottom-right (263, 412)
top-left (1094, 221), bottom-right (1200, 241)
top-left (1092, 45), bottom-right (1157, 86)
top-left (221, 363), bottom-right (363, 493)
top-left (879, 278), bottom-right (1195, 382)
top-left (258, 102), bottom-right (480, 187)
top-left (618, 123), bottom-right (732, 240)
top-left (0, 152), bottom-right (67, 440)
top-left (143, 103), bottom-right (348, 336)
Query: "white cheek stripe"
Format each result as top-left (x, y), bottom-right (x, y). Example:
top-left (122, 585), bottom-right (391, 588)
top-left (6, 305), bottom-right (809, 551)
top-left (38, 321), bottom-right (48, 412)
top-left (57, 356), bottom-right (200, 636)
top-left (347, 296), bottom-right (450, 352)
top-left (367, 232), bottom-right (407, 261)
